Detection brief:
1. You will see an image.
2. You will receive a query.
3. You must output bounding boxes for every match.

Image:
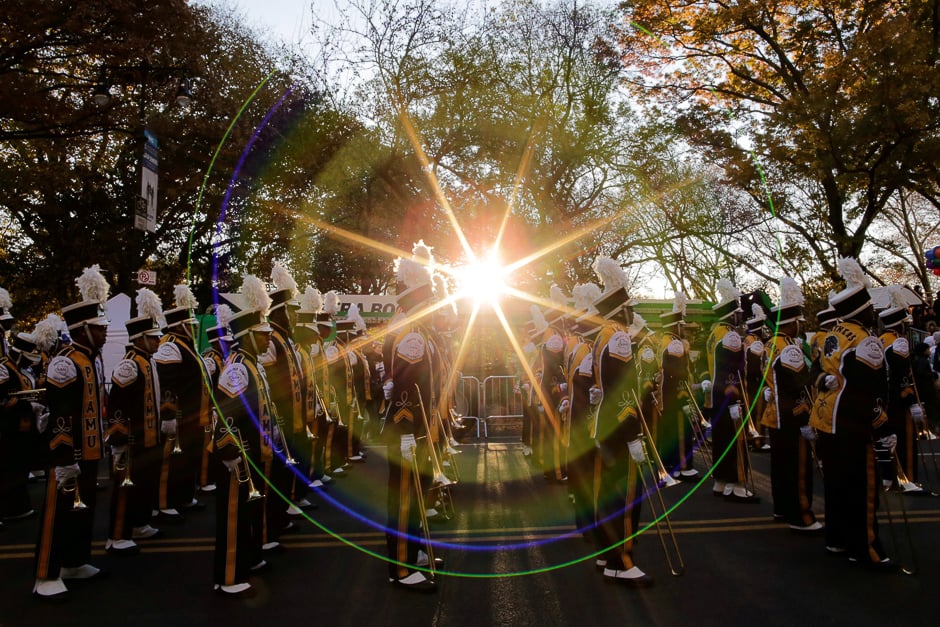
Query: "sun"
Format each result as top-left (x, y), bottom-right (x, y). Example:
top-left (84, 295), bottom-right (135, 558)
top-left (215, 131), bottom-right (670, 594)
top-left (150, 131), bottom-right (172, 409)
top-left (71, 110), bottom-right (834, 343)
top-left (454, 251), bottom-right (509, 307)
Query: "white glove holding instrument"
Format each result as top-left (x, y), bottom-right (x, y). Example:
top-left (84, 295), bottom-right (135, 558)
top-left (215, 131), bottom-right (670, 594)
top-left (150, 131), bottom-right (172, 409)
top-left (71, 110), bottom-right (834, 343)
top-left (54, 463), bottom-right (81, 489)
top-left (383, 380), bottom-right (394, 400)
top-left (400, 433), bottom-right (416, 463)
top-left (799, 425), bottom-right (817, 441)
top-left (824, 375), bottom-right (838, 391)
top-left (879, 434), bottom-right (898, 454)
top-left (910, 403), bottom-right (925, 424)
top-left (161, 418), bottom-right (178, 437)
top-left (222, 457), bottom-right (242, 473)
top-left (589, 387), bottom-right (603, 405)
top-left (628, 439), bottom-right (646, 464)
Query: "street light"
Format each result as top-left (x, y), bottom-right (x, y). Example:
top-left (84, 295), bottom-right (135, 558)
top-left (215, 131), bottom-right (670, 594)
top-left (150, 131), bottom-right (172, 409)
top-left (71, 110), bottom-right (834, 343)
top-left (175, 77), bottom-right (192, 109)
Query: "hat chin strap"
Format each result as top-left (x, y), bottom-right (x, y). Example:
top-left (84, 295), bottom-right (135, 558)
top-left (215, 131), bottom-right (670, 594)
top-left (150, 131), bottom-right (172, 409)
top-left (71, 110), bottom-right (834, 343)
top-left (248, 332), bottom-right (261, 356)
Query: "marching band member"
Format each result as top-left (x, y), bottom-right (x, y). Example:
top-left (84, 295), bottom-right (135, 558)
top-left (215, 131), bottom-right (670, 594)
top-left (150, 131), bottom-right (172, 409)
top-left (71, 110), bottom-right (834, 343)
top-left (211, 277), bottom-right (278, 597)
top-left (104, 288), bottom-right (165, 554)
top-left (381, 248), bottom-right (437, 592)
top-left (199, 304), bottom-right (236, 494)
top-left (34, 265), bottom-right (111, 601)
top-left (291, 287), bottom-right (325, 493)
top-left (0, 286), bottom-right (12, 358)
top-left (587, 256), bottom-right (651, 587)
top-left (705, 279), bottom-right (756, 502)
top-left (323, 290), bottom-right (352, 478)
top-left (530, 300), bottom-right (567, 484)
top-left (743, 302), bottom-right (770, 451)
top-left (810, 258), bottom-right (894, 568)
top-left (657, 292), bottom-right (699, 482)
top-left (153, 284), bottom-right (210, 522)
top-left (0, 331), bottom-right (42, 522)
top-left (759, 278), bottom-right (821, 532)
top-left (877, 286), bottom-right (923, 493)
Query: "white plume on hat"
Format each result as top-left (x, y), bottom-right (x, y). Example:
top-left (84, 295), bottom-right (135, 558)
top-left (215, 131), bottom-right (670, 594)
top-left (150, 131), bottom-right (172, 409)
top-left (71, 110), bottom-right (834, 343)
top-left (837, 257), bottom-right (871, 290)
top-left (591, 256), bottom-right (629, 293)
top-left (348, 302), bottom-right (367, 332)
top-left (715, 278), bottom-right (740, 305)
top-left (32, 313), bottom-right (64, 353)
top-left (240, 274), bottom-right (271, 315)
top-left (396, 257), bottom-right (431, 290)
top-left (750, 303), bottom-right (766, 322)
top-left (298, 286), bottom-right (323, 314)
top-left (572, 283), bottom-right (601, 311)
top-left (0, 287), bottom-right (11, 311)
top-left (173, 284), bottom-right (199, 311)
top-left (550, 284), bottom-right (567, 308)
top-left (271, 260), bottom-right (298, 296)
top-left (215, 304), bottom-right (234, 328)
top-left (779, 277), bottom-right (804, 307)
top-left (76, 264), bottom-right (110, 306)
top-left (412, 240), bottom-right (434, 266)
top-left (673, 291), bottom-right (688, 316)
top-left (136, 287), bottom-right (164, 322)
top-left (530, 304), bottom-right (548, 333)
top-left (886, 285), bottom-right (907, 311)
top-left (323, 290), bottom-right (341, 316)
top-left (629, 312), bottom-right (647, 337)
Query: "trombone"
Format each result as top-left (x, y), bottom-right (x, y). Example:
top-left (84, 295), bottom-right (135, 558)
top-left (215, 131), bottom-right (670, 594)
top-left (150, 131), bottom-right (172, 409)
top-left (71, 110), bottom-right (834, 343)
top-left (875, 442), bottom-right (917, 575)
top-left (633, 391), bottom-right (685, 576)
top-left (682, 382), bottom-right (713, 471)
top-left (908, 374), bottom-right (940, 491)
top-left (735, 378), bottom-right (757, 496)
top-left (231, 420), bottom-right (264, 503)
top-left (632, 391), bottom-right (679, 488)
top-left (114, 436), bottom-right (135, 489)
top-left (61, 452), bottom-right (87, 511)
top-left (414, 384), bottom-right (455, 520)
top-left (407, 439), bottom-right (437, 581)
top-left (271, 404), bottom-right (299, 466)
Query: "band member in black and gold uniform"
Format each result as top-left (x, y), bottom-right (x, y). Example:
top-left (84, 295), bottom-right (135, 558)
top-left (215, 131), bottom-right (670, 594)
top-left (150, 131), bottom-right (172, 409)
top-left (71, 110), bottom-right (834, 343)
top-left (657, 293), bottom-right (698, 482)
top-left (1, 332), bottom-right (42, 522)
top-left (211, 282), bottom-right (280, 597)
top-left (291, 287), bottom-right (324, 494)
top-left (104, 290), bottom-right (165, 554)
top-left (532, 297), bottom-right (568, 484)
top-left (153, 284), bottom-right (211, 522)
top-left (877, 286), bottom-right (924, 493)
top-left (0, 286), bottom-right (12, 359)
top-left (263, 262), bottom-right (308, 527)
top-left (586, 258), bottom-right (651, 587)
top-left (323, 290), bottom-right (353, 478)
top-left (743, 303), bottom-right (770, 451)
top-left (810, 258), bottom-right (895, 568)
top-left (565, 283), bottom-right (601, 538)
top-left (33, 265), bottom-right (111, 601)
top-left (381, 250), bottom-right (437, 592)
top-left (199, 305), bottom-right (235, 494)
top-left (705, 279), bottom-right (756, 502)
top-left (759, 278), bottom-right (821, 532)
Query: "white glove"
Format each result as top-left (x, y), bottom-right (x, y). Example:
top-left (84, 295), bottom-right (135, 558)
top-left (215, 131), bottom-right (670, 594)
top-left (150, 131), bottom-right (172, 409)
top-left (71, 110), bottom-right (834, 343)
top-left (559, 383), bottom-right (568, 394)
top-left (589, 387), bottom-right (603, 405)
top-left (222, 457), bottom-right (242, 473)
top-left (799, 425), bottom-right (817, 441)
top-left (54, 463), bottom-right (81, 488)
top-left (383, 380), bottom-right (394, 400)
top-left (628, 439), bottom-right (646, 463)
top-left (824, 375), bottom-right (838, 391)
top-left (400, 434), bottom-right (416, 463)
top-left (521, 382), bottom-right (531, 393)
top-left (910, 403), bottom-right (925, 424)
top-left (161, 418), bottom-right (178, 436)
top-left (36, 410), bottom-right (50, 434)
top-left (110, 445), bottom-right (127, 457)
top-left (879, 434), bottom-right (898, 454)
top-left (557, 399), bottom-right (570, 416)
top-left (700, 380), bottom-right (712, 394)
top-left (30, 401), bottom-right (46, 418)
top-left (763, 388), bottom-right (773, 402)
top-left (728, 403), bottom-right (742, 421)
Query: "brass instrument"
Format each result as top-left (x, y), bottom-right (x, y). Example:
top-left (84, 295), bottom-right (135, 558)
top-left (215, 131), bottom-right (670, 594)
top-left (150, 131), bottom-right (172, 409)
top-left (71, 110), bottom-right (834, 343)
top-left (414, 384), bottom-right (455, 520)
top-left (61, 452), bottom-right (87, 511)
top-left (907, 372), bottom-right (940, 491)
top-left (633, 391), bottom-right (685, 576)
top-left (271, 404), bottom-right (298, 466)
top-left (407, 438), bottom-right (437, 581)
top-left (630, 391), bottom-right (678, 488)
top-left (876, 443), bottom-right (917, 575)
top-left (735, 377), bottom-right (757, 496)
top-left (682, 382), bottom-right (713, 471)
top-left (116, 437), bottom-right (135, 488)
top-left (4, 387), bottom-right (47, 402)
top-left (231, 421), bottom-right (264, 503)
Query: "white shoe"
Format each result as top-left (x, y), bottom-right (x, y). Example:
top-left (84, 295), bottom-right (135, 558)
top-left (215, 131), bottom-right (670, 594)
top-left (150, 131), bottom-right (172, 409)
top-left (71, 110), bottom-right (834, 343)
top-left (416, 550), bottom-right (430, 566)
top-left (132, 525), bottom-right (161, 539)
top-left (215, 582), bottom-right (253, 596)
top-left (105, 539), bottom-right (139, 553)
top-left (425, 508), bottom-right (439, 518)
top-left (901, 482), bottom-right (925, 493)
top-left (296, 498), bottom-right (312, 508)
top-left (348, 454), bottom-right (363, 462)
top-left (449, 438), bottom-right (459, 448)
top-left (59, 564), bottom-right (102, 580)
top-left (321, 474), bottom-right (332, 483)
top-left (249, 559), bottom-right (267, 572)
top-left (262, 541), bottom-right (281, 552)
top-left (790, 521), bottom-right (824, 532)
top-left (521, 445), bottom-right (533, 456)
top-left (286, 505), bottom-right (303, 516)
top-left (160, 508), bottom-right (181, 516)
top-left (308, 479), bottom-right (324, 488)
top-left (33, 578), bottom-right (68, 598)
top-left (446, 446), bottom-right (458, 455)
top-left (200, 483), bottom-right (217, 493)
top-left (332, 467), bottom-right (345, 475)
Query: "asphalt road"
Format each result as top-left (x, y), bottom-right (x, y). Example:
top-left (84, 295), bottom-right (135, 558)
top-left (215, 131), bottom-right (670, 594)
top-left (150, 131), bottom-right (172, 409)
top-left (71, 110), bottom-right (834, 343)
top-left (2, 434), bottom-right (939, 627)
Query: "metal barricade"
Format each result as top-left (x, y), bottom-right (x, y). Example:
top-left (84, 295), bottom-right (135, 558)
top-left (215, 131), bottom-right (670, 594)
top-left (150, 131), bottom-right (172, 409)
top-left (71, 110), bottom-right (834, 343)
top-left (481, 375), bottom-right (524, 440)
top-left (455, 375), bottom-right (482, 439)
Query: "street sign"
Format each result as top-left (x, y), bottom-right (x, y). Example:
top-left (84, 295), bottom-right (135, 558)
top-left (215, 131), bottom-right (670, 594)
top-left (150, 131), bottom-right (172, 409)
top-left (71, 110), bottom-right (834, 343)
top-left (137, 270), bottom-right (157, 285)
top-left (137, 128), bottom-right (159, 233)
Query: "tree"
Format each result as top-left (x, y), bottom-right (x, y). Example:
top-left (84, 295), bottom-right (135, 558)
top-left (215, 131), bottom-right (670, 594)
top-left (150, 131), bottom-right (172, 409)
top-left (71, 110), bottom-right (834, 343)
top-left (612, 0), bottom-right (940, 282)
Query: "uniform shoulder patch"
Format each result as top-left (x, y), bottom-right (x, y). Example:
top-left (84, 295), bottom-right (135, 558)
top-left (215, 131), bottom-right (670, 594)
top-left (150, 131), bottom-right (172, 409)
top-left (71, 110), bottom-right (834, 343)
top-left (891, 337), bottom-right (910, 358)
top-left (721, 330), bottom-right (742, 351)
top-left (310, 343), bottom-right (321, 357)
top-left (153, 342), bottom-right (182, 364)
top-left (779, 345), bottom-right (806, 372)
top-left (46, 356), bottom-right (78, 386)
top-left (0, 362), bottom-right (8, 384)
top-left (545, 332), bottom-right (565, 354)
top-left (202, 356), bottom-right (217, 377)
top-left (325, 344), bottom-right (340, 363)
top-left (111, 359), bottom-right (139, 386)
top-left (396, 332), bottom-right (426, 364)
top-left (607, 330), bottom-right (632, 360)
top-left (218, 363), bottom-right (251, 397)
top-left (577, 354), bottom-right (593, 376)
top-left (748, 340), bottom-right (764, 355)
top-left (666, 338), bottom-right (685, 357)
top-left (855, 336), bottom-right (885, 369)
top-left (348, 351), bottom-right (359, 366)
top-left (640, 346), bottom-right (656, 363)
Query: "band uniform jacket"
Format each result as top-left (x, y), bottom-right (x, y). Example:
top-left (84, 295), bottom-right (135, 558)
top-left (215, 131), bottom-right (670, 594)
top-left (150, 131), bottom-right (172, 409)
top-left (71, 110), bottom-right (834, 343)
top-left (704, 322), bottom-right (745, 411)
top-left (760, 335), bottom-right (812, 430)
top-left (591, 319), bottom-right (641, 461)
top-left (44, 344), bottom-right (106, 465)
top-left (213, 350), bottom-right (275, 465)
top-left (809, 321), bottom-right (889, 437)
top-left (106, 346), bottom-right (160, 450)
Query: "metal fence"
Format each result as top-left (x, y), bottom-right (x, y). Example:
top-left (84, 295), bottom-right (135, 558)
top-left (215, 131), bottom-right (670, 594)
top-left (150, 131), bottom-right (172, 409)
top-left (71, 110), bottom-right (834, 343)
top-left (455, 374), bottom-right (525, 440)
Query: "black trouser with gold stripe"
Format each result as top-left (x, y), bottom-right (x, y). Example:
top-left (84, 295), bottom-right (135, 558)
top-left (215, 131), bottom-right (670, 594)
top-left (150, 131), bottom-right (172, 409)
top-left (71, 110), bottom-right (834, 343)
top-left (817, 431), bottom-right (887, 563)
top-left (108, 444), bottom-right (161, 540)
top-left (34, 459), bottom-right (99, 580)
top-left (593, 447), bottom-right (642, 571)
top-left (385, 441), bottom-right (422, 580)
top-left (768, 426), bottom-right (817, 526)
top-left (212, 458), bottom-right (262, 586)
